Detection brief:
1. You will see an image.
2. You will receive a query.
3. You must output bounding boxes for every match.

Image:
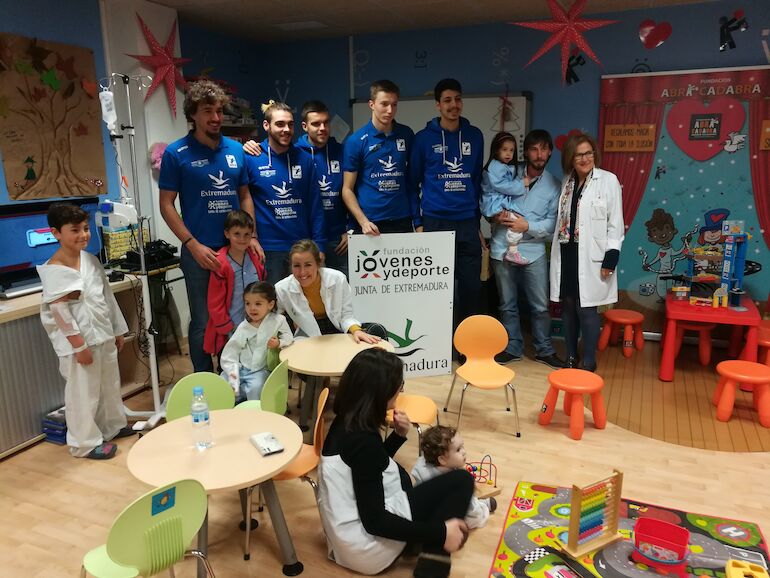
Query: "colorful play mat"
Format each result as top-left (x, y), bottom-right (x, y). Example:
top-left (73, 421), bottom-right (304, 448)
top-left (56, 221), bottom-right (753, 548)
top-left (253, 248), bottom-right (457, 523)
top-left (490, 481), bottom-right (768, 578)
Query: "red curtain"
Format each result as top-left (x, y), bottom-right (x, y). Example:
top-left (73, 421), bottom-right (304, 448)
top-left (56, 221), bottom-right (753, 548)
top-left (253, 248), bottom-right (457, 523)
top-left (599, 102), bottom-right (666, 230)
top-left (749, 98), bottom-right (770, 251)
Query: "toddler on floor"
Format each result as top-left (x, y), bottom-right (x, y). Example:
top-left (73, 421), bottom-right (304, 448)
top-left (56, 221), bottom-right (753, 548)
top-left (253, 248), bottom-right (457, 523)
top-left (411, 425), bottom-right (497, 529)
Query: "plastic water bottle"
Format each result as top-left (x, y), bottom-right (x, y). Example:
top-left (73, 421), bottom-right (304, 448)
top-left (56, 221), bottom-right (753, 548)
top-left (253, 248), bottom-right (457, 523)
top-left (190, 386), bottom-right (213, 450)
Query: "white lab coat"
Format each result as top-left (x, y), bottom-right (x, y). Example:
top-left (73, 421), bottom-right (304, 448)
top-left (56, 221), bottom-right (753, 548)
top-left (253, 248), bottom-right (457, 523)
top-left (549, 168), bottom-right (625, 307)
top-left (275, 268), bottom-right (360, 338)
top-left (37, 252), bottom-right (129, 457)
top-left (219, 312), bottom-right (293, 377)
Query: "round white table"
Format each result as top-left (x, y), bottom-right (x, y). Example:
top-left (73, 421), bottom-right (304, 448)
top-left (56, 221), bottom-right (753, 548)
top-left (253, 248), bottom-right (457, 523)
top-left (280, 333), bottom-right (394, 427)
top-left (127, 409), bottom-right (304, 576)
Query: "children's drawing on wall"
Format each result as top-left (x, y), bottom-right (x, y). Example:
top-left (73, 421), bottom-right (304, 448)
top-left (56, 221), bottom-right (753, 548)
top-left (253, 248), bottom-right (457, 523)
top-left (600, 67), bottom-right (770, 331)
top-left (0, 33), bottom-right (107, 201)
top-left (639, 209), bottom-right (697, 301)
top-left (694, 208), bottom-right (729, 274)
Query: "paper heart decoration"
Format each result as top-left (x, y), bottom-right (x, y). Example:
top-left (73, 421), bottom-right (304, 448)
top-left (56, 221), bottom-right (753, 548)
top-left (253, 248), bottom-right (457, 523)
top-left (639, 19), bottom-right (672, 49)
top-left (555, 129), bottom-right (582, 151)
top-left (666, 97), bottom-right (745, 161)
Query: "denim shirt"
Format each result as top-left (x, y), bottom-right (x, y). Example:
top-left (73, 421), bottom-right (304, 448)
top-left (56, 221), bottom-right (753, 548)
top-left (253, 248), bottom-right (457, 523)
top-left (480, 163), bottom-right (561, 262)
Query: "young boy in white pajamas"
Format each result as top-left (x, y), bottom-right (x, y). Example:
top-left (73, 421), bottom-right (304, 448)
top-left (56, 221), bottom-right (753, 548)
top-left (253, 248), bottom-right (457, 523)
top-left (37, 203), bottom-right (134, 459)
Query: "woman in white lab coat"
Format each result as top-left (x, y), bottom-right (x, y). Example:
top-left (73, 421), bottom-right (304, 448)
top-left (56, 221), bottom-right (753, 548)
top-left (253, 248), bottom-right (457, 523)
top-left (275, 239), bottom-right (381, 343)
top-left (549, 133), bottom-right (624, 372)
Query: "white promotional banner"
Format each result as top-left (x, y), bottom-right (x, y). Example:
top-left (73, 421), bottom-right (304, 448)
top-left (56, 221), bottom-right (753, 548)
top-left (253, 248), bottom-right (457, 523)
top-left (348, 232), bottom-right (455, 377)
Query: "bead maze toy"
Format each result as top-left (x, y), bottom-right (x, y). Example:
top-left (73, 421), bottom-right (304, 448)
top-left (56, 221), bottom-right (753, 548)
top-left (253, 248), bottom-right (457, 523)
top-left (561, 470), bottom-right (623, 559)
top-left (466, 454), bottom-right (502, 499)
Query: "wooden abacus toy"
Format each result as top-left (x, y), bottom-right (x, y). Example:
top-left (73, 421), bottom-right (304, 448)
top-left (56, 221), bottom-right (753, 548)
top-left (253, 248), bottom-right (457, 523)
top-left (466, 454), bottom-right (502, 499)
top-left (562, 469), bottom-right (623, 558)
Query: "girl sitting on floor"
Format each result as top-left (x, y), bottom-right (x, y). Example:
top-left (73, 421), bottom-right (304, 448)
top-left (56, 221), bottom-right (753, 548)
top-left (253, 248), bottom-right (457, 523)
top-left (318, 348), bottom-right (474, 578)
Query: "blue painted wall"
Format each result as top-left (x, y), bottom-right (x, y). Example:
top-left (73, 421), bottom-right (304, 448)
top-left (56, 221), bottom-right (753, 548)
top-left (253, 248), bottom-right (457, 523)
top-left (181, 23), bottom-right (349, 138)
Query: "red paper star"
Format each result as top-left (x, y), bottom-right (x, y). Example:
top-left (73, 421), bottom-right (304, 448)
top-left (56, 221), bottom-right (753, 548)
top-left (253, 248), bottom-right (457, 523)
top-left (513, 0), bottom-right (617, 84)
top-left (127, 14), bottom-right (190, 116)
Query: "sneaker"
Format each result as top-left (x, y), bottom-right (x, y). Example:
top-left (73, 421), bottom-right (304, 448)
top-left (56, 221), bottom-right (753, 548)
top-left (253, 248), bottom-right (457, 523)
top-left (566, 356), bottom-right (580, 368)
top-left (488, 497), bottom-right (498, 514)
top-left (84, 443), bottom-right (117, 460)
top-left (495, 352), bottom-right (523, 364)
top-left (504, 251), bottom-right (529, 265)
top-left (535, 354), bottom-right (566, 369)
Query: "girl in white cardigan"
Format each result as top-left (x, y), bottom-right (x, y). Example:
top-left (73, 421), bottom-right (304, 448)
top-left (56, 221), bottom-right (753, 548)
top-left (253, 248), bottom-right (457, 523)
top-left (220, 282), bottom-right (292, 400)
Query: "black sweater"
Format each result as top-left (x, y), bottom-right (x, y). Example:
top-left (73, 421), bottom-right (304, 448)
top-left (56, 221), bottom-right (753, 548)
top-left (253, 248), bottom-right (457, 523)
top-left (322, 417), bottom-right (446, 547)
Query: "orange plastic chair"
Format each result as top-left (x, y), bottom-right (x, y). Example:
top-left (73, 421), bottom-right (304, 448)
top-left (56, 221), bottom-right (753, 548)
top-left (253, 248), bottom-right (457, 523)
top-left (675, 322), bottom-right (716, 366)
top-left (444, 315), bottom-right (519, 436)
top-left (386, 393), bottom-right (439, 455)
top-left (712, 361), bottom-right (770, 426)
top-left (598, 309), bottom-right (644, 358)
top-left (242, 388), bottom-right (330, 560)
top-left (538, 368), bottom-right (607, 440)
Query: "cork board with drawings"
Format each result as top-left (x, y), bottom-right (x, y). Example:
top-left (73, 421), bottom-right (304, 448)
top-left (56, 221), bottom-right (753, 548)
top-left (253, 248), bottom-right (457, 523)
top-left (0, 32), bottom-right (106, 201)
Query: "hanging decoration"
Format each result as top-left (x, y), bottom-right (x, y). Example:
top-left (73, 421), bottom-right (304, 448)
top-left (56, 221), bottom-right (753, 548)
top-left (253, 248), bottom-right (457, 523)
top-left (638, 19), bottom-right (672, 49)
top-left (126, 14), bottom-right (190, 116)
top-left (512, 0), bottom-right (617, 84)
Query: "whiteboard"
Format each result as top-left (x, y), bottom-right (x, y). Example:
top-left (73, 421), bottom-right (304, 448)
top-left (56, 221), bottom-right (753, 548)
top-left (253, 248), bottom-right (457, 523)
top-left (351, 94), bottom-right (531, 162)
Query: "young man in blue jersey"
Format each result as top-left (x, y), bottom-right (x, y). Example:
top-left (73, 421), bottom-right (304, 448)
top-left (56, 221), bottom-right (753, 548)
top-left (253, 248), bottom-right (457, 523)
top-left (342, 80), bottom-right (421, 235)
top-left (245, 101), bottom-right (325, 285)
top-left (159, 80), bottom-right (257, 373)
top-left (480, 130), bottom-right (565, 369)
top-left (296, 101), bottom-right (350, 275)
top-left (410, 78), bottom-right (485, 329)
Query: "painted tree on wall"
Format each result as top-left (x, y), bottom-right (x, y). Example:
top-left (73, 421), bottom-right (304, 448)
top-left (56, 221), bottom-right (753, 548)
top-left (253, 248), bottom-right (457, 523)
top-left (0, 33), bottom-right (106, 200)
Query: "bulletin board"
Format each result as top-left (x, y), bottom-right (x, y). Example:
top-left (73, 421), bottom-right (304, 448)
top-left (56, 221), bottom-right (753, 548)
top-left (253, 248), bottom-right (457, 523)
top-left (599, 65), bottom-right (770, 331)
top-left (0, 32), bottom-right (106, 202)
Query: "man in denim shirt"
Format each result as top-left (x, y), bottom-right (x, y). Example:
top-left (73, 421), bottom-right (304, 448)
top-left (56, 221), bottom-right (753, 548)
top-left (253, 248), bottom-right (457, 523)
top-left (480, 130), bottom-right (565, 368)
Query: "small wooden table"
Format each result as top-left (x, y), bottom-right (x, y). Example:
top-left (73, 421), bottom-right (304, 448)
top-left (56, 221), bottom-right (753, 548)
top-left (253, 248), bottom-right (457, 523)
top-left (279, 333), bottom-right (394, 428)
top-left (127, 409), bottom-right (304, 576)
top-left (659, 293), bottom-right (760, 382)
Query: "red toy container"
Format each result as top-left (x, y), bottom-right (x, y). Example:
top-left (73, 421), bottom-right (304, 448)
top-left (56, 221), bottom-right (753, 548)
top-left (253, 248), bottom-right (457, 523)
top-left (632, 518), bottom-right (690, 576)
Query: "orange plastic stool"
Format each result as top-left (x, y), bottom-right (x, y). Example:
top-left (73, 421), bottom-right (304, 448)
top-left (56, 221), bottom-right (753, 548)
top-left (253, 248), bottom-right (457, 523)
top-left (759, 321), bottom-right (770, 366)
top-left (712, 360), bottom-right (770, 427)
top-left (539, 369), bottom-right (607, 440)
top-left (598, 309), bottom-right (644, 358)
top-left (675, 322), bottom-right (715, 365)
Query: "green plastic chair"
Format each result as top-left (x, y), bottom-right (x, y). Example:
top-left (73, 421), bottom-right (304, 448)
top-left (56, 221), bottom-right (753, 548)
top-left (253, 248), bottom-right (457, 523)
top-left (165, 372), bottom-right (235, 421)
top-left (81, 479), bottom-right (215, 577)
top-left (235, 360), bottom-right (289, 414)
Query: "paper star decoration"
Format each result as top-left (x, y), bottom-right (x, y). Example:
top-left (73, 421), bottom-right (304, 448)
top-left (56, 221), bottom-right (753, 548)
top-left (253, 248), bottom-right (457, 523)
top-left (127, 14), bottom-right (190, 116)
top-left (513, 0), bottom-right (617, 84)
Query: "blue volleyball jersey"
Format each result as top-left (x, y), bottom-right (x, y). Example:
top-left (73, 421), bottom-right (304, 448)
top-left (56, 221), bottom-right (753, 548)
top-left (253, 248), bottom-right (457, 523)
top-left (245, 139), bottom-right (325, 251)
top-left (342, 120), bottom-right (419, 226)
top-left (158, 133), bottom-right (248, 248)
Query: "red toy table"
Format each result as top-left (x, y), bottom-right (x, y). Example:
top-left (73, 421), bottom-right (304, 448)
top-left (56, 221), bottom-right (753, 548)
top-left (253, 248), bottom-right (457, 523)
top-left (659, 294), bottom-right (760, 382)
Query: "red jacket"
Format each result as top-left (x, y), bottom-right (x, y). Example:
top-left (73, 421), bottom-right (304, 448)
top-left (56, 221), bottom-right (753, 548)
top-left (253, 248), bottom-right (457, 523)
top-left (204, 247), bottom-right (265, 355)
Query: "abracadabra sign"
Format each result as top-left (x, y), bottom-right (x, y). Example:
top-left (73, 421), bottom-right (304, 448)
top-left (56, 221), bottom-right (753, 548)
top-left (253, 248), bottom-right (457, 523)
top-left (349, 232), bottom-right (455, 377)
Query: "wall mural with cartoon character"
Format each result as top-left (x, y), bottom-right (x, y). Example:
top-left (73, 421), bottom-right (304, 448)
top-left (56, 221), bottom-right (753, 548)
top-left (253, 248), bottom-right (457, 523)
top-left (599, 66), bottom-right (770, 332)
